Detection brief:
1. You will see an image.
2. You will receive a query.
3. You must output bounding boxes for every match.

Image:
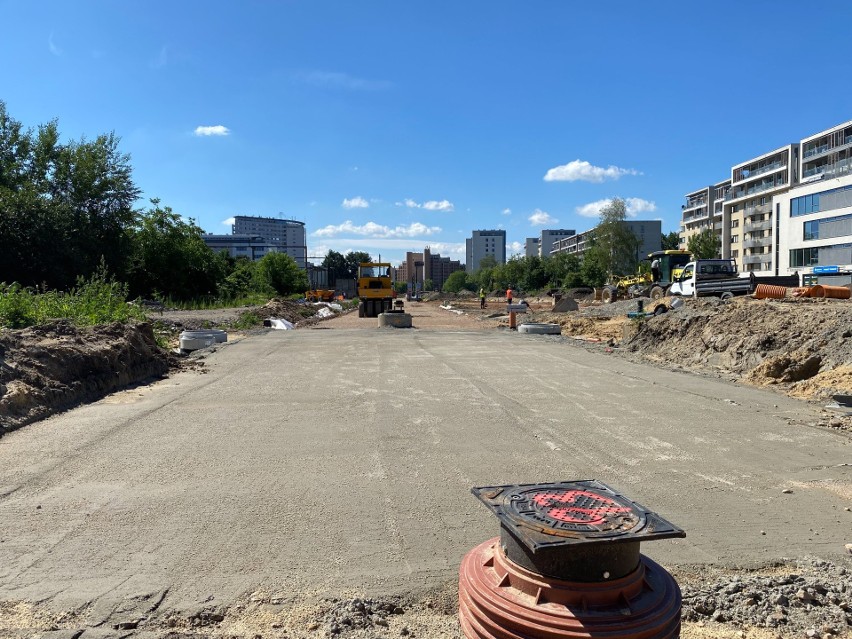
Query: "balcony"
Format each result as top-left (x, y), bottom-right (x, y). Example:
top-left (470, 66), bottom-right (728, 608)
top-left (734, 160), bottom-right (786, 182)
top-left (743, 236), bottom-right (773, 249)
top-left (742, 254), bottom-right (771, 265)
top-left (803, 135), bottom-right (852, 160)
top-left (725, 179), bottom-right (787, 201)
top-left (744, 203), bottom-right (772, 217)
top-left (802, 157), bottom-right (852, 181)
top-left (744, 219), bottom-right (772, 232)
top-left (713, 222), bottom-right (723, 231)
top-left (682, 208), bottom-right (709, 222)
top-left (683, 199), bottom-right (707, 210)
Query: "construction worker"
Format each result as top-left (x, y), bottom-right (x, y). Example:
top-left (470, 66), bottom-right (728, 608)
top-left (479, 287), bottom-right (486, 309)
top-left (651, 257), bottom-right (661, 283)
top-left (506, 286), bottom-right (513, 306)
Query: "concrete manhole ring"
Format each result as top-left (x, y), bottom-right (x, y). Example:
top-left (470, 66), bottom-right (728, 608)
top-left (518, 323), bottom-right (561, 335)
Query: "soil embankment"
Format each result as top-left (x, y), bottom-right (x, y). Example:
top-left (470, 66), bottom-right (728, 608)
top-left (0, 321), bottom-right (170, 435)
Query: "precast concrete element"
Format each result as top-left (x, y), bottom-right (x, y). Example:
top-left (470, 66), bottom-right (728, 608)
top-left (518, 323), bottom-right (561, 335)
top-left (378, 312), bottom-right (413, 328)
top-left (459, 481), bottom-right (685, 639)
top-left (179, 330), bottom-right (227, 351)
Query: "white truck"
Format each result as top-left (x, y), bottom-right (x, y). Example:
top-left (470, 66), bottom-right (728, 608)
top-left (668, 259), bottom-right (799, 298)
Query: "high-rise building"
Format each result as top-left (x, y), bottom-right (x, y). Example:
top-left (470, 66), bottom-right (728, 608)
top-left (202, 215), bottom-right (307, 268)
top-left (397, 247), bottom-right (463, 291)
top-left (466, 230), bottom-right (506, 273)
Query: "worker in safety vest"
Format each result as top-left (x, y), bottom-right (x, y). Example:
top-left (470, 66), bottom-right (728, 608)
top-left (479, 287), bottom-right (486, 309)
top-left (506, 287), bottom-right (513, 305)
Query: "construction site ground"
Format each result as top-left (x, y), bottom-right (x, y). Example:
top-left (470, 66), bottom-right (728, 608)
top-left (1, 296), bottom-right (851, 638)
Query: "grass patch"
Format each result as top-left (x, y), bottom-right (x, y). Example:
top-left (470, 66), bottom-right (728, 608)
top-left (0, 270), bottom-right (146, 329)
top-left (155, 293), bottom-right (271, 311)
top-left (233, 311), bottom-right (262, 330)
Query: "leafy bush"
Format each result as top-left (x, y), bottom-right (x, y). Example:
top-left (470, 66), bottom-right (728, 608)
top-left (0, 268), bottom-right (145, 329)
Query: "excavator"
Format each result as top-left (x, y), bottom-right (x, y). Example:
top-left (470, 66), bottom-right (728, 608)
top-left (356, 262), bottom-right (395, 317)
top-left (600, 250), bottom-right (692, 303)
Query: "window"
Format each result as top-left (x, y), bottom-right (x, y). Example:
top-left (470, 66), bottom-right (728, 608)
top-left (791, 193), bottom-right (820, 217)
top-left (731, 219), bottom-right (739, 228)
top-left (731, 250), bottom-right (739, 258)
top-left (804, 220), bottom-right (819, 241)
top-left (731, 235), bottom-right (739, 243)
top-left (789, 247), bottom-right (820, 267)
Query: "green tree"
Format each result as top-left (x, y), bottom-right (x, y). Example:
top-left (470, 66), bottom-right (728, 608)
top-left (0, 102), bottom-right (139, 289)
top-left (687, 228), bottom-right (721, 259)
top-left (543, 252), bottom-right (581, 288)
top-left (594, 198), bottom-right (640, 280)
top-left (127, 200), bottom-right (221, 300)
top-left (344, 251), bottom-right (373, 278)
top-left (442, 271), bottom-right (469, 293)
top-left (472, 255), bottom-right (498, 291)
top-left (661, 231), bottom-right (681, 250)
top-left (423, 278), bottom-right (434, 291)
top-left (255, 252), bottom-right (309, 296)
top-left (579, 244), bottom-right (608, 287)
top-left (322, 250), bottom-right (348, 284)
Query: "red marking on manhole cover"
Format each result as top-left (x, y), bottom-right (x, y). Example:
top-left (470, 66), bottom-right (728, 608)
top-left (531, 489), bottom-right (632, 525)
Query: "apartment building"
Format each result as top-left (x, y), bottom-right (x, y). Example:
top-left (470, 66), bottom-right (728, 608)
top-left (551, 221), bottom-right (661, 260)
top-left (397, 247), bottom-right (463, 291)
top-left (775, 121), bottom-right (852, 282)
top-left (525, 237), bottom-right (540, 258)
top-left (203, 215), bottom-right (308, 268)
top-left (680, 119), bottom-right (852, 281)
top-left (679, 181), bottom-right (729, 253)
top-left (466, 230), bottom-right (506, 273)
top-left (524, 230), bottom-right (576, 258)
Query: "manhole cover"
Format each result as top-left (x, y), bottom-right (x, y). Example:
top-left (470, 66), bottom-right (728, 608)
top-left (472, 480), bottom-right (684, 551)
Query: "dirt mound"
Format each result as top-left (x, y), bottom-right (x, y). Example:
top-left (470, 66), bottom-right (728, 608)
top-left (624, 297), bottom-right (852, 397)
top-left (254, 299), bottom-right (319, 325)
top-left (0, 321), bottom-right (170, 435)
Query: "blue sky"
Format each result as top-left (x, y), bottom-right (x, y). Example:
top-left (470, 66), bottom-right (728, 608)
top-left (2, 1), bottom-right (851, 265)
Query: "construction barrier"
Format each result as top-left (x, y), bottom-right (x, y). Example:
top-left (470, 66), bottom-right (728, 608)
top-left (753, 284), bottom-right (787, 300)
top-left (808, 285), bottom-right (851, 299)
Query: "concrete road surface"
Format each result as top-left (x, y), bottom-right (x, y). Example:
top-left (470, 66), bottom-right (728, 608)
top-left (0, 326), bottom-right (850, 622)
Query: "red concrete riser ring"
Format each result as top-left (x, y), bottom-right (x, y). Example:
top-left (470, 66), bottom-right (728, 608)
top-left (459, 538), bottom-right (681, 639)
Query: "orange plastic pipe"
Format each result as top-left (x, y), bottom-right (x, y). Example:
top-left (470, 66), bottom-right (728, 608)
top-left (753, 284), bottom-right (787, 299)
top-left (809, 285), bottom-right (850, 299)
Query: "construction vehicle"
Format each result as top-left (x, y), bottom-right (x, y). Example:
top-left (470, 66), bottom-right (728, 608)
top-left (669, 259), bottom-right (799, 298)
top-left (305, 289), bottom-right (336, 302)
top-left (601, 250), bottom-right (692, 303)
top-left (356, 262), bottom-right (395, 317)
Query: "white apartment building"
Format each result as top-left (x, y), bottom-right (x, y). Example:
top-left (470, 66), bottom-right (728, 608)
top-left (524, 230), bottom-right (577, 258)
top-left (680, 119), bottom-right (852, 282)
top-left (204, 215), bottom-right (308, 267)
top-left (775, 121), bottom-right (852, 282)
top-left (466, 230), bottom-right (506, 272)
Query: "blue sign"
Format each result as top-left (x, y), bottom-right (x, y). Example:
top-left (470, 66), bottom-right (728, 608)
top-left (813, 266), bottom-right (840, 274)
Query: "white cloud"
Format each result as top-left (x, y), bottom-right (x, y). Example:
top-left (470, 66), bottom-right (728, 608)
top-left (342, 196), bottom-right (369, 209)
top-left (48, 32), bottom-right (63, 57)
top-left (624, 197), bottom-right (657, 216)
top-left (502, 208), bottom-right (512, 216)
top-left (575, 197), bottom-right (658, 219)
top-left (422, 200), bottom-right (454, 212)
top-left (309, 244), bottom-right (331, 260)
top-left (222, 217), bottom-right (235, 226)
top-left (528, 209), bottom-right (557, 226)
top-left (313, 220), bottom-right (441, 238)
top-left (509, 241), bottom-right (524, 254)
top-left (543, 159), bottom-right (640, 183)
top-left (194, 125), bottom-right (230, 137)
top-left (295, 70), bottom-right (392, 91)
top-left (396, 198), bottom-right (454, 212)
